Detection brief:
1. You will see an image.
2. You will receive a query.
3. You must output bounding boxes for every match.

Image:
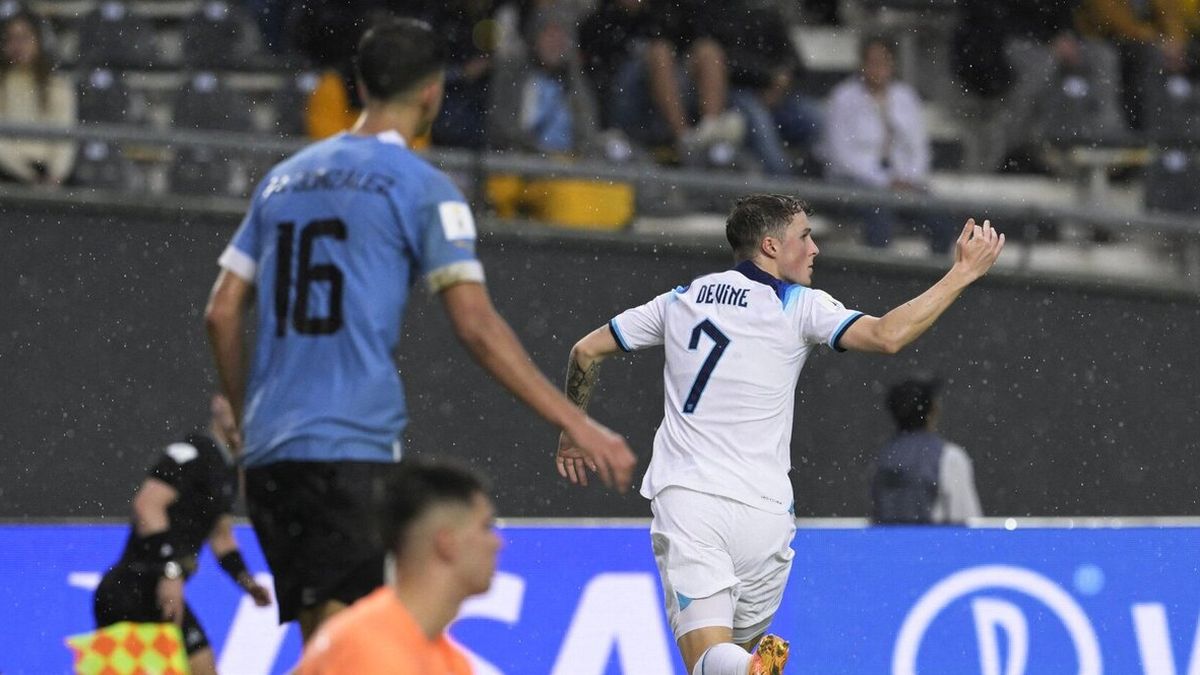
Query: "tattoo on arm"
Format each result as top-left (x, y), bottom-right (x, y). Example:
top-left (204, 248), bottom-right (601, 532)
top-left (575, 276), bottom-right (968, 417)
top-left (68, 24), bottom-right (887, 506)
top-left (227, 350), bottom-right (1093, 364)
top-left (566, 358), bottom-right (601, 411)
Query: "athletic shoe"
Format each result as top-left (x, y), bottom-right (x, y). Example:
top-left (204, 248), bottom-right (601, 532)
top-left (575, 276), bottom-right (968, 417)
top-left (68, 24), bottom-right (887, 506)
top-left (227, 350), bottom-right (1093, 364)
top-left (749, 634), bottom-right (789, 675)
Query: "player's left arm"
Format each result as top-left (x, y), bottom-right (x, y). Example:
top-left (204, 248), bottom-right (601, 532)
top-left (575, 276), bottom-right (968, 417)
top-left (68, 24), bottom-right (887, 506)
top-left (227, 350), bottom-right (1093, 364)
top-left (207, 515), bottom-right (272, 606)
top-left (439, 282), bottom-right (635, 492)
top-left (557, 326), bottom-right (624, 485)
top-left (130, 477), bottom-right (186, 624)
top-left (839, 218), bottom-right (1004, 354)
top-left (204, 269), bottom-right (254, 433)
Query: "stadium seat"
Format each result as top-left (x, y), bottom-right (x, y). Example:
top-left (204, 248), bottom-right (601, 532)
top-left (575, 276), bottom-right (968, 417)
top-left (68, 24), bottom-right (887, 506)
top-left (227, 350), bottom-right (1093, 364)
top-left (1144, 148), bottom-right (1200, 215)
top-left (169, 72), bottom-right (254, 197)
top-left (169, 145), bottom-right (241, 196)
top-left (171, 71), bottom-right (254, 132)
top-left (73, 140), bottom-right (139, 191)
top-left (77, 68), bottom-right (143, 125)
top-left (271, 70), bottom-right (320, 137)
top-left (180, 1), bottom-right (264, 70)
top-left (1145, 74), bottom-right (1200, 147)
top-left (1039, 71), bottom-right (1108, 147)
top-left (76, 1), bottom-right (159, 69)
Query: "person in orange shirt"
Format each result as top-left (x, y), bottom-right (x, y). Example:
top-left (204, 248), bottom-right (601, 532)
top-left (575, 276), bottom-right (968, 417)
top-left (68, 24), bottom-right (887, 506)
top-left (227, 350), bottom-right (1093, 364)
top-left (295, 459), bottom-right (499, 674)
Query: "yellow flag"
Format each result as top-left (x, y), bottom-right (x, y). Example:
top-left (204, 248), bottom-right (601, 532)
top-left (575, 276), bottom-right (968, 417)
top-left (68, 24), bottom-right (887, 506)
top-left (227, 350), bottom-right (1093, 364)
top-left (65, 622), bottom-right (190, 675)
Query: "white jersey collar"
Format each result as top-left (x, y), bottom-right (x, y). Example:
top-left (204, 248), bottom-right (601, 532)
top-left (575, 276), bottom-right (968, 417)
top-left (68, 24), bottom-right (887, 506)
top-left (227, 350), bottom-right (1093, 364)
top-left (376, 130), bottom-right (408, 147)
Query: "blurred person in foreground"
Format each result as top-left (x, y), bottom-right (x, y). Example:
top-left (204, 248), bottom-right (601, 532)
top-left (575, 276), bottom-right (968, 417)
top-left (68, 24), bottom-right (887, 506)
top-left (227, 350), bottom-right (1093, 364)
top-left (558, 195), bottom-right (1004, 675)
top-left (295, 460), bottom-right (496, 674)
top-left (93, 394), bottom-right (272, 675)
top-left (0, 7), bottom-right (76, 186)
top-left (871, 377), bottom-right (983, 525)
top-left (205, 17), bottom-right (634, 643)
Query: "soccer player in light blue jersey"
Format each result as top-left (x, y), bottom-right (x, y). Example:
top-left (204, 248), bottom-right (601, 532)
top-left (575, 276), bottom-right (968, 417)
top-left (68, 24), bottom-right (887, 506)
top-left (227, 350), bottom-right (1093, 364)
top-left (204, 18), bottom-right (635, 642)
top-left (558, 195), bottom-right (1004, 675)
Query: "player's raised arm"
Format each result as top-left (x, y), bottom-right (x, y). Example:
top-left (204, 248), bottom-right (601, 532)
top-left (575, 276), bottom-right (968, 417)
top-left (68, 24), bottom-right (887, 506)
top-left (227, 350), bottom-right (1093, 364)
top-left (839, 218), bottom-right (1004, 354)
top-left (439, 281), bottom-right (636, 492)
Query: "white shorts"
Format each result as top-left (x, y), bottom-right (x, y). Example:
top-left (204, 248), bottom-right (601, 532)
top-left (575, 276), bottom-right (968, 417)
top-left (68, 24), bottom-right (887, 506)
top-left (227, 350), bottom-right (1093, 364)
top-left (650, 486), bottom-right (796, 641)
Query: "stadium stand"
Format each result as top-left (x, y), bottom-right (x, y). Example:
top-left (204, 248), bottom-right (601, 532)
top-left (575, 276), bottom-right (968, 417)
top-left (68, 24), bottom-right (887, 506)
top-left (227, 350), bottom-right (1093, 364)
top-left (1, 0), bottom-right (1195, 280)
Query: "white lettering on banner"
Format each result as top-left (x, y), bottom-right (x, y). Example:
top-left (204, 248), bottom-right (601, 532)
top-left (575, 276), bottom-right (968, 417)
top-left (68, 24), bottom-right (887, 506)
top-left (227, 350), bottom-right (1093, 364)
top-left (68, 572), bottom-right (102, 591)
top-left (972, 598), bottom-right (1029, 675)
top-left (550, 573), bottom-right (674, 675)
top-left (456, 572), bottom-right (527, 675)
top-left (1132, 604), bottom-right (1200, 675)
top-left (218, 573), bottom-right (290, 674)
top-left (893, 565), bottom-right (1102, 675)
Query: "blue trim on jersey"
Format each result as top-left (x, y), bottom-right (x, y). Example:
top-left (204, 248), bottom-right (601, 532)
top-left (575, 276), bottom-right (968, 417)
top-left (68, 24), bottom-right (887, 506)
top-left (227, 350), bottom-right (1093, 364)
top-left (608, 319), bottom-right (632, 352)
top-left (734, 260), bottom-right (799, 301)
top-left (782, 284), bottom-right (806, 311)
top-left (674, 284), bottom-right (690, 294)
top-left (676, 591), bottom-right (693, 611)
top-left (830, 312), bottom-right (866, 352)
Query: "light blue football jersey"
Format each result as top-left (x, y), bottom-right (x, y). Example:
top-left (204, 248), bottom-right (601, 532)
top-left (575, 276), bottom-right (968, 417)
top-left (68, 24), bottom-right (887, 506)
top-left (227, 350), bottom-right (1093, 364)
top-left (218, 131), bottom-right (484, 467)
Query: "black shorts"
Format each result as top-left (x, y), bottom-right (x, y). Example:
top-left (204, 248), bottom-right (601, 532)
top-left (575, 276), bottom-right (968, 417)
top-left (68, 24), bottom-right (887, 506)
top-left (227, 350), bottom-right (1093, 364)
top-left (93, 566), bottom-right (209, 655)
top-left (245, 461), bottom-right (387, 623)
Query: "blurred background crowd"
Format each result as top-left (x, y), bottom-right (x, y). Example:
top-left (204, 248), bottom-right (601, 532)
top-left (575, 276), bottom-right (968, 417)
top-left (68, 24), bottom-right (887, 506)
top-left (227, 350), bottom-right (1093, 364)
top-left (2, 0), bottom-right (1200, 266)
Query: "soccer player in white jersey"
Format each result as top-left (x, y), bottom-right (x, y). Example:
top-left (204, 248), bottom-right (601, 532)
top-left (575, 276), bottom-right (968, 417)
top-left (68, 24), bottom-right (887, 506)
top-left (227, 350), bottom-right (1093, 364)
top-left (557, 194), bottom-right (1004, 675)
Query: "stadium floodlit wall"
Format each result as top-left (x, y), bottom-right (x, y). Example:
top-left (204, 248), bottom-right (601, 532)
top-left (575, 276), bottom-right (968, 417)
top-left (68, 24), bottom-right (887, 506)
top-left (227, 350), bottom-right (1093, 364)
top-left (4, 522), bottom-right (1199, 674)
top-left (3, 200), bottom-right (1199, 519)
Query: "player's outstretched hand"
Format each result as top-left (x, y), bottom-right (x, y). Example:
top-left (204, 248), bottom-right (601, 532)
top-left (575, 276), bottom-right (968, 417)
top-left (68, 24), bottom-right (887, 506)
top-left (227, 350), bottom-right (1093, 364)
top-left (953, 218), bottom-right (1005, 282)
top-left (556, 431), bottom-right (593, 487)
top-left (556, 418), bottom-right (635, 492)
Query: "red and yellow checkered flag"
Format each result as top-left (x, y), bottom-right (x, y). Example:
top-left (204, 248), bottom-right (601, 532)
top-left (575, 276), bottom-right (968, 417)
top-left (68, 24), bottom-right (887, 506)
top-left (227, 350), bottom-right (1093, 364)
top-left (65, 621), bottom-right (190, 675)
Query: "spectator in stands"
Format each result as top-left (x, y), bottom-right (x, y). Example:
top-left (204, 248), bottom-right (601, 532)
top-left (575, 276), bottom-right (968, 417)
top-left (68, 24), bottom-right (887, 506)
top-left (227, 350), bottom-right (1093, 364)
top-left (820, 35), bottom-right (955, 253)
top-left (489, 5), bottom-right (604, 155)
top-left (409, 0), bottom-right (498, 149)
top-left (579, 0), bottom-right (744, 166)
top-left (0, 8), bottom-right (75, 186)
top-left (295, 460), bottom-right (498, 674)
top-left (1077, 0), bottom-right (1192, 130)
top-left (486, 5), bottom-right (638, 228)
top-left (871, 378), bottom-right (982, 525)
top-left (724, 4), bottom-right (823, 176)
top-left (952, 0), bottom-right (1125, 171)
top-left (305, 62), bottom-right (361, 140)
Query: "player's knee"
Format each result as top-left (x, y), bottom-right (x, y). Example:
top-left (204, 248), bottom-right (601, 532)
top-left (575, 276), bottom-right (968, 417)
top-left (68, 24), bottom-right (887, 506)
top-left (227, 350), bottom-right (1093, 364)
top-left (692, 642), bottom-right (751, 675)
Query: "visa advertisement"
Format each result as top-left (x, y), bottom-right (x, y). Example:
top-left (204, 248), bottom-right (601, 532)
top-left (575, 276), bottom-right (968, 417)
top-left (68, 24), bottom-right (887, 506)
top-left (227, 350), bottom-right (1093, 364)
top-left (1, 523), bottom-right (1197, 674)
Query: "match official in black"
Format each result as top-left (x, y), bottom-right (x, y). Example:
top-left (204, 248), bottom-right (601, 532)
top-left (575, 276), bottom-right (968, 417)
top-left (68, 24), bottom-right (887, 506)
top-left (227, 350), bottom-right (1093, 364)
top-left (93, 395), bottom-right (271, 675)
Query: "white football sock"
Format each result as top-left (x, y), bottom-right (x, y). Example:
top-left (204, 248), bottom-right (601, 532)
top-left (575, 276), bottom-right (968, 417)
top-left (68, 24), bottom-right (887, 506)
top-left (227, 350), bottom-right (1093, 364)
top-left (692, 642), bottom-right (752, 675)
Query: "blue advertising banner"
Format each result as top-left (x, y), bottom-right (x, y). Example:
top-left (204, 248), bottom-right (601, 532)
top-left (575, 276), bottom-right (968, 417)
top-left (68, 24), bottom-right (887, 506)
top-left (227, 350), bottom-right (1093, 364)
top-left (1, 523), bottom-right (1198, 674)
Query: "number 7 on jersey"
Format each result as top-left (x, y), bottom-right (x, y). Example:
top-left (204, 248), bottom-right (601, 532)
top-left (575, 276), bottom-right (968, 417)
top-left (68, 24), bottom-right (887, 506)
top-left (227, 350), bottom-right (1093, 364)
top-left (683, 319), bottom-right (730, 414)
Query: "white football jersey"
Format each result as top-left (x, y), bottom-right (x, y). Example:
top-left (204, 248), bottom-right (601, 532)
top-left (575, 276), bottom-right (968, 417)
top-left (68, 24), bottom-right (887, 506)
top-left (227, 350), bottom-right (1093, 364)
top-left (610, 262), bottom-right (863, 514)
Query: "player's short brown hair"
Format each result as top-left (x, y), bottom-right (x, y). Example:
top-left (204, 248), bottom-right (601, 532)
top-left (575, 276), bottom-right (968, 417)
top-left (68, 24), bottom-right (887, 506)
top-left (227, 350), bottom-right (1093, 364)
top-left (725, 194), bottom-right (813, 261)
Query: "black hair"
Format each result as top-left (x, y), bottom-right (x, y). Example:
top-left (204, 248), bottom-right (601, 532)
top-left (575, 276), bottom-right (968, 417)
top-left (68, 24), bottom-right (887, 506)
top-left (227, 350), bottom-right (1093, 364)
top-left (859, 33), bottom-right (897, 62)
top-left (1, 8), bottom-right (54, 109)
top-left (887, 378), bottom-right (941, 432)
top-left (355, 17), bottom-right (446, 103)
top-left (376, 459), bottom-right (487, 557)
top-left (725, 194), bottom-right (812, 261)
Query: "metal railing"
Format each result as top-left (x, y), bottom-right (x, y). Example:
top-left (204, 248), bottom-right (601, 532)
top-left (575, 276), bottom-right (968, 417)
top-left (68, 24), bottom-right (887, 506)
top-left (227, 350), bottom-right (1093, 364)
top-left (2, 121), bottom-right (1199, 287)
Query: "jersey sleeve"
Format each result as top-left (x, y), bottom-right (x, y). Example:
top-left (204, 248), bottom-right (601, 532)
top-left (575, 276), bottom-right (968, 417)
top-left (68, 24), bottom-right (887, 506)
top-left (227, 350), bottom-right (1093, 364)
top-left (609, 290), bottom-right (673, 351)
top-left (217, 178), bottom-right (270, 281)
top-left (798, 289), bottom-right (864, 352)
top-left (146, 442), bottom-right (203, 490)
top-left (413, 173), bottom-right (486, 293)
